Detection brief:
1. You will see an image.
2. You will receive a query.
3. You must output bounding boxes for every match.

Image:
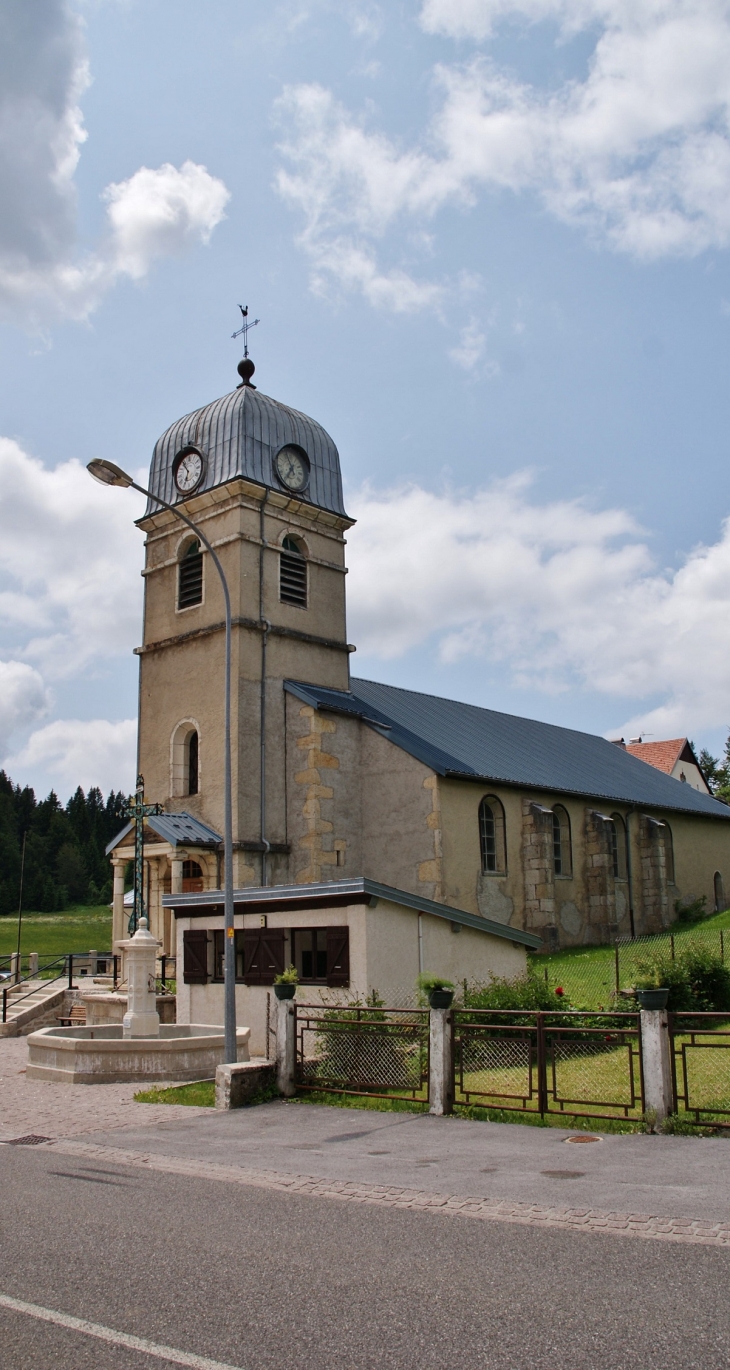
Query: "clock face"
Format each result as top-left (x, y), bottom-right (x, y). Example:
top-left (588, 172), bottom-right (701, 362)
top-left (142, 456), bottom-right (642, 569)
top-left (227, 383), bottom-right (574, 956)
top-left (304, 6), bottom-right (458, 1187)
top-left (174, 448), bottom-right (204, 494)
top-left (275, 445), bottom-right (309, 492)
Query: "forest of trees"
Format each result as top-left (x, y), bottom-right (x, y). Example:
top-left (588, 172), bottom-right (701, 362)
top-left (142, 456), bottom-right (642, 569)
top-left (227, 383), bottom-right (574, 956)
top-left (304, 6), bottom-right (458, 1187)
top-left (0, 771), bottom-right (128, 916)
top-left (698, 736), bottom-right (730, 803)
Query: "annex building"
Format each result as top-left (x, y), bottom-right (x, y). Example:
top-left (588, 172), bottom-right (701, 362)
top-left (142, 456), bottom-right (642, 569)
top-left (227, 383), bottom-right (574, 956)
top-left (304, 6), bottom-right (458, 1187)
top-left (108, 355), bottom-right (730, 1031)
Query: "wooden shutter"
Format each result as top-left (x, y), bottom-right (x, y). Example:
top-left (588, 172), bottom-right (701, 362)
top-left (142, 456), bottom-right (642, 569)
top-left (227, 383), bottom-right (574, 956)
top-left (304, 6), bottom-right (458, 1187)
top-left (326, 926), bottom-right (350, 987)
top-left (183, 929), bottom-right (209, 984)
top-left (243, 929), bottom-right (285, 984)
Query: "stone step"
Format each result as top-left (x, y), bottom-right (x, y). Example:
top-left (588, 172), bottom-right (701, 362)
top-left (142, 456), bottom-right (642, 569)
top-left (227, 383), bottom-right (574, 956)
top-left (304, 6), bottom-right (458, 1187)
top-left (0, 985), bottom-right (67, 1037)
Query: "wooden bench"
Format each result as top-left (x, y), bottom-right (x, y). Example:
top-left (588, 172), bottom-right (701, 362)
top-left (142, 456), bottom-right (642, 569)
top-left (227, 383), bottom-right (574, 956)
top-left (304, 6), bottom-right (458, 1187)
top-left (57, 1004), bottom-right (86, 1027)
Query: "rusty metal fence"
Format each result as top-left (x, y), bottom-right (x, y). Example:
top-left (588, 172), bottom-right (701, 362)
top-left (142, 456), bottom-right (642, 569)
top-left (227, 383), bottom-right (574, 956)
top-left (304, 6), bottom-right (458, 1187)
top-left (670, 1013), bottom-right (730, 1128)
top-left (295, 1004), bottom-right (429, 1102)
top-left (453, 1010), bottom-right (645, 1123)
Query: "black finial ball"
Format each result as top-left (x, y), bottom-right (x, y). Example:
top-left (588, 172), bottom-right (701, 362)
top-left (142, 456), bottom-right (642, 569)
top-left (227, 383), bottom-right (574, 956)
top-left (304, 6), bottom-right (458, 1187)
top-left (237, 357), bottom-right (256, 387)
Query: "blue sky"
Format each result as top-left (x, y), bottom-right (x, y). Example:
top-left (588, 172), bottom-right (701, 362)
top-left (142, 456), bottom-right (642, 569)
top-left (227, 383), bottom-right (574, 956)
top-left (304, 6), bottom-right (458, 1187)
top-left (2, 0), bottom-right (730, 799)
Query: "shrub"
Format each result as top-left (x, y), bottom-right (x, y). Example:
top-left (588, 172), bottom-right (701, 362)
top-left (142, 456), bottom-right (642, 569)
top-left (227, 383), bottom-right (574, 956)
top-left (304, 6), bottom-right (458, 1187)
top-left (274, 965), bottom-right (298, 985)
top-left (635, 947), bottom-right (730, 1012)
top-left (463, 971), bottom-right (567, 1013)
top-left (417, 972), bottom-right (455, 994)
top-left (674, 895), bottom-right (708, 926)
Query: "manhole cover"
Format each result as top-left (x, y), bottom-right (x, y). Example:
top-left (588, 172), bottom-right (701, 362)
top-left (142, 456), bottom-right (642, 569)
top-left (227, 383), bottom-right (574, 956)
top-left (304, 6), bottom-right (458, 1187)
top-left (541, 1169), bottom-right (586, 1178)
top-left (3, 1135), bottom-right (52, 1146)
top-left (565, 1134), bottom-right (602, 1144)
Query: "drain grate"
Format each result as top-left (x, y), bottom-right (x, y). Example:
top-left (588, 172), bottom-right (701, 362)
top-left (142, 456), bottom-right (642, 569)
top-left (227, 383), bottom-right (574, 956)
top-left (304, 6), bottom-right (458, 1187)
top-left (3, 1135), bottom-right (53, 1146)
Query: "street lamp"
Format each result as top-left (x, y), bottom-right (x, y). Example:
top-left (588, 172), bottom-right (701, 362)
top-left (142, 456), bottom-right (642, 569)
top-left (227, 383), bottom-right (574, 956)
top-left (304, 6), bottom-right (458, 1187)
top-left (87, 458), bottom-right (237, 1063)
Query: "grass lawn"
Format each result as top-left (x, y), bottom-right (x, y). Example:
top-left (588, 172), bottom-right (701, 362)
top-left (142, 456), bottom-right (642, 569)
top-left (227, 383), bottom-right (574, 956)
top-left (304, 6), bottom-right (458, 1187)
top-left (530, 908), bottom-right (730, 1009)
top-left (0, 905), bottom-right (113, 960)
top-left (134, 1081), bottom-right (216, 1106)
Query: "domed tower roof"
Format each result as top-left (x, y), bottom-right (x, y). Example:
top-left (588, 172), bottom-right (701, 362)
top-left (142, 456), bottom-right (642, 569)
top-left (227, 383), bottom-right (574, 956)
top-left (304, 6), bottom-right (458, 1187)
top-left (144, 367), bottom-right (347, 519)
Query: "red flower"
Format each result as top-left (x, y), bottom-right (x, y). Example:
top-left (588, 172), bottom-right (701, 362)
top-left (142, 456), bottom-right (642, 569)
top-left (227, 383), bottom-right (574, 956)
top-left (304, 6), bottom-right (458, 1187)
top-left (555, 986), bottom-right (564, 997)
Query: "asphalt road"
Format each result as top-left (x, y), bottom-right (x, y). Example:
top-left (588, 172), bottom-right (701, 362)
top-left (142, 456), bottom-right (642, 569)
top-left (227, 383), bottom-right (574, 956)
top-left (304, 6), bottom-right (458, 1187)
top-left (1, 1138), bottom-right (729, 1370)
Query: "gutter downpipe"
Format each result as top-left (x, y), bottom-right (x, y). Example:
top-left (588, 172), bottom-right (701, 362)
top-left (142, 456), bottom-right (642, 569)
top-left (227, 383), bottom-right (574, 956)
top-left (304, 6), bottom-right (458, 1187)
top-left (625, 807), bottom-right (636, 940)
top-left (259, 490), bottom-right (271, 887)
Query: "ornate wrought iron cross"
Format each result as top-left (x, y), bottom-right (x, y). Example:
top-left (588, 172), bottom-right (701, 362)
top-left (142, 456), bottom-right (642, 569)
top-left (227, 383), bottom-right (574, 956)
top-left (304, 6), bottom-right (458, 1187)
top-left (231, 304), bottom-right (260, 358)
top-left (124, 775), bottom-right (162, 935)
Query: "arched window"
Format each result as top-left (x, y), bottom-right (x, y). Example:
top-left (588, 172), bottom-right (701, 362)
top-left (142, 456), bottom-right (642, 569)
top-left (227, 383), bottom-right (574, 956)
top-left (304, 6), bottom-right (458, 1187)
top-left (478, 796), bottom-right (506, 874)
top-left (714, 871), bottom-right (725, 913)
top-left (280, 535), bottom-right (307, 607)
top-left (182, 859), bottom-right (204, 893)
top-left (610, 814), bottom-right (628, 879)
top-left (171, 722), bottom-right (200, 797)
top-left (663, 823), bottom-right (675, 884)
top-left (552, 805), bottom-right (572, 877)
top-left (178, 538), bottom-right (203, 609)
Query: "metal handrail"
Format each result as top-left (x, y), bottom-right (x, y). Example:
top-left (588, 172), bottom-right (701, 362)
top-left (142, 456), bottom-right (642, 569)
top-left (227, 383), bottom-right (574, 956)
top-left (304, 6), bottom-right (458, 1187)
top-left (2, 956), bottom-right (67, 1023)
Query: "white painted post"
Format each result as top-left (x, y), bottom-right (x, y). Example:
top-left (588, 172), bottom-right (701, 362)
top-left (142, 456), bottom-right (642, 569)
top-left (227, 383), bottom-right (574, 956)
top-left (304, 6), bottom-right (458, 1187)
top-left (276, 997), bottom-right (297, 1097)
top-left (119, 919), bottom-right (161, 1038)
top-left (28, 952), bottom-right (38, 977)
top-left (428, 1007), bottom-right (454, 1115)
top-left (640, 1009), bottom-right (673, 1123)
top-left (10, 952), bottom-right (20, 985)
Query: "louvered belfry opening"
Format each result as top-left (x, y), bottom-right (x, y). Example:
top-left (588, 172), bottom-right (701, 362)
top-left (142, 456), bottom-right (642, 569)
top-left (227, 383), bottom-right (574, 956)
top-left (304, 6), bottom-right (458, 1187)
top-left (178, 539), bottom-right (203, 608)
top-left (280, 535), bottom-right (307, 607)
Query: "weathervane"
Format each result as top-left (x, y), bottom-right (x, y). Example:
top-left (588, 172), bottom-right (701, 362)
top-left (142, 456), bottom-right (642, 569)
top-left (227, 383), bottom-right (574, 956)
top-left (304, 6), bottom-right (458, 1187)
top-left (231, 305), bottom-right (260, 359)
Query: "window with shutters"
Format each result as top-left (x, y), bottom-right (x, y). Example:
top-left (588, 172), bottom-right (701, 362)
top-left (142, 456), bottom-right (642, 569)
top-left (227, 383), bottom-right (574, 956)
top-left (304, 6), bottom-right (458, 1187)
top-left (178, 538), bottom-right (203, 609)
top-left (292, 926), bottom-right (350, 986)
top-left (279, 535), bottom-right (307, 608)
top-left (240, 928), bottom-right (286, 985)
top-left (182, 929), bottom-right (209, 983)
top-left (478, 795), bottom-right (506, 874)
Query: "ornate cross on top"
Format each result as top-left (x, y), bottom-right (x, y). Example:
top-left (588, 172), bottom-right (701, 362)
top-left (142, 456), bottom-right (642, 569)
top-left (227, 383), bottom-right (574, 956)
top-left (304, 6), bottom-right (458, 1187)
top-left (231, 304), bottom-right (260, 358)
top-left (124, 775), bottom-right (163, 935)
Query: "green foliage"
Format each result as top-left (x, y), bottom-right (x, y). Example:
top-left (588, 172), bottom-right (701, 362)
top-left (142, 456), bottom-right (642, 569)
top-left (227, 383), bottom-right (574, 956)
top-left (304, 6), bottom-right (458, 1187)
top-left (417, 972), bottom-right (455, 994)
top-left (274, 965), bottom-right (299, 985)
top-left (698, 735), bottom-right (730, 805)
top-left (134, 1081), bottom-right (215, 1106)
top-left (675, 895), bottom-right (709, 925)
top-left (0, 908), bottom-right (113, 957)
top-left (0, 771), bottom-right (128, 916)
top-left (463, 971), bottom-right (567, 1012)
top-left (634, 946), bottom-right (730, 1011)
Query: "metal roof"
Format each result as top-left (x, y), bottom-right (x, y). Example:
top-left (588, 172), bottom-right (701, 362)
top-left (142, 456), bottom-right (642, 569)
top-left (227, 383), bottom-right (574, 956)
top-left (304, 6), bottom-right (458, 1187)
top-left (163, 876), bottom-right (541, 947)
top-left (144, 383), bottom-right (347, 519)
top-left (105, 811), bottom-right (222, 856)
top-left (285, 678), bottom-right (730, 820)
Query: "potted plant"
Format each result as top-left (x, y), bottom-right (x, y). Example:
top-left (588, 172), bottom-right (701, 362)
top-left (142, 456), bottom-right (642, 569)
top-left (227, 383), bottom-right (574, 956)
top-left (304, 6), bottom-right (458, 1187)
top-left (418, 972), bottom-right (455, 1010)
top-left (633, 971), bottom-right (669, 1011)
top-left (273, 966), bottom-right (298, 1000)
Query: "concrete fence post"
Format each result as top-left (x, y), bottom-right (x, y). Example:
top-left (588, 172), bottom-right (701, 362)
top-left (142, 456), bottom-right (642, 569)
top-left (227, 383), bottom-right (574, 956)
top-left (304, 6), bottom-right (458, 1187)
top-left (28, 952), bottom-right (38, 977)
top-left (276, 997), bottom-right (297, 1097)
top-left (428, 1007), bottom-right (454, 1115)
top-left (640, 1009), bottom-right (674, 1123)
top-left (10, 952), bottom-right (20, 985)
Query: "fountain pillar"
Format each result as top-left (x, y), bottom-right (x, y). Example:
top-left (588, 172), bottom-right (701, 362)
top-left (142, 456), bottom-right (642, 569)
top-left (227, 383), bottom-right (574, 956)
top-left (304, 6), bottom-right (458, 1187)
top-left (119, 918), bottom-right (160, 1038)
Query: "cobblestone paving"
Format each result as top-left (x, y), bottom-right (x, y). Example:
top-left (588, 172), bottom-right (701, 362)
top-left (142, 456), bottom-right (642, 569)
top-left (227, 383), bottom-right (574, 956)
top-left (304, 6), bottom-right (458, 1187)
top-left (0, 1037), bottom-right (209, 1141)
top-left (46, 1138), bottom-right (730, 1249)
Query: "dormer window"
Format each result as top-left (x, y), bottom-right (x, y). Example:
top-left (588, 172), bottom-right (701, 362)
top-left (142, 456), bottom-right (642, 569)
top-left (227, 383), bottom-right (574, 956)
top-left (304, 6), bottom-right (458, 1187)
top-left (178, 538), bottom-right (203, 609)
top-left (280, 535), bottom-right (307, 607)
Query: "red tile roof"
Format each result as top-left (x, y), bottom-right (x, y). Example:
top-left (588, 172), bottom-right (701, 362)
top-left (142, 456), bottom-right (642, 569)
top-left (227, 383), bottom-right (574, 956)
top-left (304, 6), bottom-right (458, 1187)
top-left (626, 739), bottom-right (689, 775)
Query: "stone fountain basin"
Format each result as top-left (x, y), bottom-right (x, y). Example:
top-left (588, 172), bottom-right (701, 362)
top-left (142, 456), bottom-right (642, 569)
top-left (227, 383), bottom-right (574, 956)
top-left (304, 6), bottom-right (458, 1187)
top-left (26, 1023), bottom-right (251, 1085)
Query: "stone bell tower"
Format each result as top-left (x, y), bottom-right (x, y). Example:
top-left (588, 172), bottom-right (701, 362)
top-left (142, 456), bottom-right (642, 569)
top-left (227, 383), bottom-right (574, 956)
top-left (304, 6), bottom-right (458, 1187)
top-left (134, 353), bottom-right (354, 896)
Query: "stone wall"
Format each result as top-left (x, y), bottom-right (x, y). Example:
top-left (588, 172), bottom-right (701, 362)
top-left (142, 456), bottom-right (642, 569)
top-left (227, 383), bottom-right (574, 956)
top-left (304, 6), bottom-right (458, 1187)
top-left (521, 802), bottom-right (557, 947)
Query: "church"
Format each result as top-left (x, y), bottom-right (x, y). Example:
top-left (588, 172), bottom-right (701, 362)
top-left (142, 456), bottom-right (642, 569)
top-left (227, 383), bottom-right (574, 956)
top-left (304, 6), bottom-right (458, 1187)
top-left (107, 351), bottom-right (730, 1037)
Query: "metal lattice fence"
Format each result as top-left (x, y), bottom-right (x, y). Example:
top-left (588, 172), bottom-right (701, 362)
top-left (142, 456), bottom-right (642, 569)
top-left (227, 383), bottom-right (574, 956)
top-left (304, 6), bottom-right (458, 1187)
top-left (295, 1004), bottom-right (429, 1102)
top-left (670, 1013), bottom-right (730, 1127)
top-left (531, 925), bottom-right (729, 1010)
top-left (453, 1010), bottom-right (644, 1122)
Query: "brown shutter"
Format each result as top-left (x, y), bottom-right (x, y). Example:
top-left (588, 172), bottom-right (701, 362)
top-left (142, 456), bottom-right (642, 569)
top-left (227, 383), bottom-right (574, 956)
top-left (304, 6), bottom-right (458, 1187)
top-left (326, 926), bottom-right (350, 987)
top-left (183, 929), bottom-right (209, 984)
top-left (243, 929), bottom-right (285, 985)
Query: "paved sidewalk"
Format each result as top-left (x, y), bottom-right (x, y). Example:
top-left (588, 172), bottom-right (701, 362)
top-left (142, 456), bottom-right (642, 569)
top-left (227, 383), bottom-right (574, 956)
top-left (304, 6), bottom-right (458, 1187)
top-left (0, 1036), bottom-right (209, 1141)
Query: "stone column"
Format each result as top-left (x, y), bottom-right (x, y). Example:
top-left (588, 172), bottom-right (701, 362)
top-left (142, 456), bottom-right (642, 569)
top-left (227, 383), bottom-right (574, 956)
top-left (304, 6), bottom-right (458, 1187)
top-left (428, 1007), bottom-right (454, 1115)
top-left (521, 801), bottom-right (556, 946)
top-left (118, 920), bottom-right (161, 1038)
top-left (585, 810), bottom-right (617, 941)
top-left (112, 861), bottom-right (126, 949)
top-left (640, 1009), bottom-right (673, 1124)
top-left (28, 952), bottom-right (38, 977)
top-left (10, 952), bottom-right (20, 985)
top-left (171, 854), bottom-right (184, 894)
top-left (276, 996), bottom-right (297, 1097)
top-left (638, 816), bottom-right (670, 934)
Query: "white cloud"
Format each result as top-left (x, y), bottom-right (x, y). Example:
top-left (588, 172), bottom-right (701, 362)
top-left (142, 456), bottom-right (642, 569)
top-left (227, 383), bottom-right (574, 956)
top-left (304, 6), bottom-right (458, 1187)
top-left (346, 475), bottom-right (730, 735)
top-left (449, 318), bottom-right (488, 369)
top-left (0, 1), bottom-right (229, 325)
top-left (0, 661), bottom-right (49, 755)
top-left (0, 438), bottom-right (145, 677)
top-left (276, 1), bottom-right (730, 302)
top-left (7, 718), bottom-right (137, 796)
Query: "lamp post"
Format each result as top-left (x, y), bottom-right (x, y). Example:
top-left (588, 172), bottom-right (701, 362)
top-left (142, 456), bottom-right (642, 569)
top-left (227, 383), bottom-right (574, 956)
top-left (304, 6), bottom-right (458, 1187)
top-left (87, 458), bottom-right (237, 1064)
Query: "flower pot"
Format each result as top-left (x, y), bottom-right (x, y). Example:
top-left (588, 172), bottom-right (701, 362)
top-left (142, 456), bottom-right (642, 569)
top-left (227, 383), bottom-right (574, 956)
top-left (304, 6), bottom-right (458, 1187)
top-left (273, 983), bottom-right (296, 1000)
top-left (428, 988), bottom-right (454, 1010)
top-left (636, 987), bottom-right (669, 1010)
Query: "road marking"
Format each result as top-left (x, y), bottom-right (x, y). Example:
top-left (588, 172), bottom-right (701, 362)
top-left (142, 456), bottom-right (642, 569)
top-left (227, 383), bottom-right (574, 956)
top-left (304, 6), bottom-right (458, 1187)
top-left (0, 1293), bottom-right (245, 1370)
top-left (45, 1139), bottom-right (730, 1247)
